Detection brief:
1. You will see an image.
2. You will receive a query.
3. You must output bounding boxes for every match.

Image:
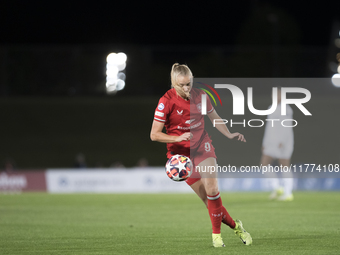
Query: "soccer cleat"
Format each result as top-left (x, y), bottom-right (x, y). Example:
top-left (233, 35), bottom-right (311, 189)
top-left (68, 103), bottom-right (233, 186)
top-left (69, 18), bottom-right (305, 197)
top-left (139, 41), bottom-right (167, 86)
top-left (212, 233), bottom-right (225, 247)
top-left (278, 194), bottom-right (294, 201)
top-left (234, 219), bottom-right (252, 245)
top-left (269, 187), bottom-right (284, 200)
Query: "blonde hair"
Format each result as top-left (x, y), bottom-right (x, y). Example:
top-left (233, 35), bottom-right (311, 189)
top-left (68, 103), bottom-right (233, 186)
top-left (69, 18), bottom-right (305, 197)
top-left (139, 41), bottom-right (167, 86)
top-left (170, 63), bottom-right (193, 88)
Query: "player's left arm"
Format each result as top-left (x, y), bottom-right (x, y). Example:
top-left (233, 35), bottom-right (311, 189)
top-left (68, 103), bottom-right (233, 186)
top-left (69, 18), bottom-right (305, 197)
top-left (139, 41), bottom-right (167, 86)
top-left (207, 109), bottom-right (246, 142)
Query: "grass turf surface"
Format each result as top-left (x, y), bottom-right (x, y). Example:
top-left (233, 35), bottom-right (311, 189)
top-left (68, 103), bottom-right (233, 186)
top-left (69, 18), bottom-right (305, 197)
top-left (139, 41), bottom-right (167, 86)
top-left (0, 192), bottom-right (339, 255)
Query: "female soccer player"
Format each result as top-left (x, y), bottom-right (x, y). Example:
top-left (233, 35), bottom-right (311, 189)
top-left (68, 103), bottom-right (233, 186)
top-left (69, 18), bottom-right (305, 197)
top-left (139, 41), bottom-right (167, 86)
top-left (150, 63), bottom-right (252, 247)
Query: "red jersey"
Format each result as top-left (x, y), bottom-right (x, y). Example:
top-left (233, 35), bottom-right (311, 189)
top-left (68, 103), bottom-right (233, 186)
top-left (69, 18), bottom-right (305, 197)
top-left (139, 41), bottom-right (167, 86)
top-left (153, 88), bottom-right (214, 156)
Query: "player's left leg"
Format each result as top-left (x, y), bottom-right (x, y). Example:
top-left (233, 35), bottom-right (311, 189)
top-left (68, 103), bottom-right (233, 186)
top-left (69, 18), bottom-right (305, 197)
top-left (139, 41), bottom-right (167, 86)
top-left (192, 136), bottom-right (252, 246)
top-left (190, 180), bottom-right (237, 228)
top-left (197, 157), bottom-right (225, 247)
top-left (199, 157), bottom-right (233, 229)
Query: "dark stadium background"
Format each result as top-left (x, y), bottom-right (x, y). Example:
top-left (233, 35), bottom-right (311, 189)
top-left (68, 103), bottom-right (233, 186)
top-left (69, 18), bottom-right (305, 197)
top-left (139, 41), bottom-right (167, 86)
top-left (0, 0), bottom-right (339, 169)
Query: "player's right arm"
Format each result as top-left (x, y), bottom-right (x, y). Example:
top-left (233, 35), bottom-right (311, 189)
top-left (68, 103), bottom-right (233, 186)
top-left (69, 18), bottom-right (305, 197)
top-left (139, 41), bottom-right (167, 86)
top-left (150, 120), bottom-right (191, 143)
top-left (151, 96), bottom-right (191, 143)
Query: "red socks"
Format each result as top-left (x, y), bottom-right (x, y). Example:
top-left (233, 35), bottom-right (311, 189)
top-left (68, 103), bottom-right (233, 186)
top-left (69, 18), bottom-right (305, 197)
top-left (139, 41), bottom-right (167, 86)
top-left (207, 193), bottom-right (236, 234)
top-left (221, 206), bottom-right (236, 229)
top-left (207, 193), bottom-right (223, 234)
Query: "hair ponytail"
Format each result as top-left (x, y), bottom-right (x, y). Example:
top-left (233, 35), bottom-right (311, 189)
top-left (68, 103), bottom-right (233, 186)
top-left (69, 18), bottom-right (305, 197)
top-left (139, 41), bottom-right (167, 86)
top-left (170, 63), bottom-right (193, 88)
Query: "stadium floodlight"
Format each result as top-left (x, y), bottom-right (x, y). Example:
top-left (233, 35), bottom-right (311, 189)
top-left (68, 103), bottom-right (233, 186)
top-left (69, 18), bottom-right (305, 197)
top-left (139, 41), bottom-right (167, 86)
top-left (118, 72), bottom-right (126, 81)
top-left (116, 52), bottom-right (127, 65)
top-left (106, 52), bottom-right (127, 94)
top-left (107, 52), bottom-right (127, 67)
top-left (106, 76), bottom-right (117, 87)
top-left (116, 79), bottom-right (125, 91)
top-left (106, 83), bottom-right (117, 92)
top-left (106, 53), bottom-right (117, 64)
top-left (106, 65), bottom-right (119, 78)
top-left (117, 62), bottom-right (126, 72)
top-left (331, 73), bottom-right (340, 87)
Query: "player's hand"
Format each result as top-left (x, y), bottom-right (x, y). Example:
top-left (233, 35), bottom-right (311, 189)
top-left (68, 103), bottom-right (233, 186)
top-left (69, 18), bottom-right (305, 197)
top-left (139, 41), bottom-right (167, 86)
top-left (228, 132), bottom-right (246, 142)
top-left (176, 132), bottom-right (192, 142)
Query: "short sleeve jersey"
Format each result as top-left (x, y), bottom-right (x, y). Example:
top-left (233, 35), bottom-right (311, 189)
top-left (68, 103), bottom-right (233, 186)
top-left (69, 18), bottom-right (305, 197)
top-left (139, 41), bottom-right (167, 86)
top-left (153, 88), bottom-right (214, 155)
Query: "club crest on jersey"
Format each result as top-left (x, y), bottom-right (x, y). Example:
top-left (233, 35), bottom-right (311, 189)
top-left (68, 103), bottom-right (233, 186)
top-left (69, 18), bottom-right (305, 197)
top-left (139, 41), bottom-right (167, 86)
top-left (158, 103), bottom-right (165, 111)
top-left (177, 110), bottom-right (183, 115)
top-left (196, 103), bottom-right (202, 112)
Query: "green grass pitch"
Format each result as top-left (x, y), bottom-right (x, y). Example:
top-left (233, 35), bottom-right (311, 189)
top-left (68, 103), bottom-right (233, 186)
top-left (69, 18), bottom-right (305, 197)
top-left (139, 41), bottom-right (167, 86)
top-left (0, 192), bottom-right (339, 254)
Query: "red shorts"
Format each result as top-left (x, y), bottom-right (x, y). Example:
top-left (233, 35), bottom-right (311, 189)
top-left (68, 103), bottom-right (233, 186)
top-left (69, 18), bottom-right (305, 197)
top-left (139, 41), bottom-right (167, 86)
top-left (167, 133), bottom-right (217, 186)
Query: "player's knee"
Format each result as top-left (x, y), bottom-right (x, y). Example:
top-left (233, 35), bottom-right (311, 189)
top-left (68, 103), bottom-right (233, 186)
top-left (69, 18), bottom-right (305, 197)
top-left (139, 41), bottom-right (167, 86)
top-left (205, 186), bottom-right (219, 197)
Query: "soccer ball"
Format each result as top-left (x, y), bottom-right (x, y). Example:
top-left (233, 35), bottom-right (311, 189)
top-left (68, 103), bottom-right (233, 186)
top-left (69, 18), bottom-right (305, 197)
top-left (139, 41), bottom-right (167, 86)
top-left (165, 154), bottom-right (193, 181)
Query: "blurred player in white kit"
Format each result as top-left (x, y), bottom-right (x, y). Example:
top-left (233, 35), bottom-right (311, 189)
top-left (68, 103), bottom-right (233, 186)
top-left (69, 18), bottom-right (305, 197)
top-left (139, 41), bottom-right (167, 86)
top-left (260, 88), bottom-right (294, 201)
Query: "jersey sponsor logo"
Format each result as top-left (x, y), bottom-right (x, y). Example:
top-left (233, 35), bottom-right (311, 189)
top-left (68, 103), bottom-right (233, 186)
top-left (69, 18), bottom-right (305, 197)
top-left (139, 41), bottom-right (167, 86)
top-left (158, 103), bottom-right (165, 111)
top-left (155, 111), bottom-right (164, 117)
top-left (185, 119), bottom-right (195, 124)
top-left (177, 122), bottom-right (202, 130)
top-left (177, 110), bottom-right (183, 115)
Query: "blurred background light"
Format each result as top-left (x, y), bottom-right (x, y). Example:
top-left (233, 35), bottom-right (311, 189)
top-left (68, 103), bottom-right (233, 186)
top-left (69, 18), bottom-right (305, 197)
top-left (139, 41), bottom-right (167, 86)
top-left (105, 52), bottom-right (127, 94)
top-left (331, 73), bottom-right (340, 87)
top-left (116, 79), bottom-right (125, 91)
top-left (118, 72), bottom-right (126, 81)
top-left (106, 84), bottom-right (117, 93)
top-left (106, 77), bottom-right (117, 87)
top-left (106, 53), bottom-right (117, 64)
top-left (117, 62), bottom-right (126, 71)
top-left (116, 52), bottom-right (127, 65)
top-left (106, 65), bottom-right (119, 77)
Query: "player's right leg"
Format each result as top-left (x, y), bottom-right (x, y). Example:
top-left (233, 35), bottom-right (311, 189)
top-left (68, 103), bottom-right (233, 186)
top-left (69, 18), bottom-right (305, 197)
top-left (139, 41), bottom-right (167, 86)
top-left (261, 154), bottom-right (282, 199)
top-left (189, 179), bottom-right (208, 207)
top-left (278, 158), bottom-right (294, 201)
